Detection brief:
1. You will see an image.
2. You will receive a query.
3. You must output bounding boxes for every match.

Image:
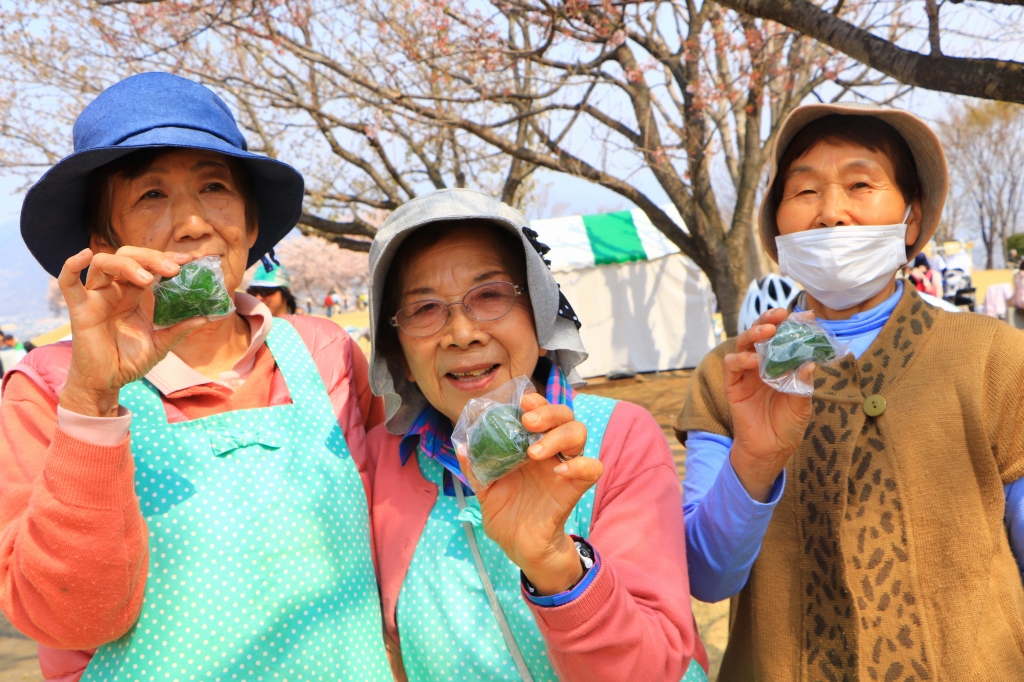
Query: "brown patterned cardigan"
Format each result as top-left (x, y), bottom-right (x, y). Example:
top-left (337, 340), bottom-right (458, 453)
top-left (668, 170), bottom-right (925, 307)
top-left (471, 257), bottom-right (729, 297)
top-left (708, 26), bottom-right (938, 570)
top-left (677, 286), bottom-right (1024, 682)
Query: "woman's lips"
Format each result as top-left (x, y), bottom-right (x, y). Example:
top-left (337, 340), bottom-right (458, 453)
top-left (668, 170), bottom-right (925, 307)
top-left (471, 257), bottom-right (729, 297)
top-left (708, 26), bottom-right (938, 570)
top-left (444, 364), bottom-right (500, 391)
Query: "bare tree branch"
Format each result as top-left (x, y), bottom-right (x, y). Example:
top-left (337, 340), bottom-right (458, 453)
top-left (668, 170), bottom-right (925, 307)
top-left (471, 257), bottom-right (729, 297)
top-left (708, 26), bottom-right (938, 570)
top-left (716, 0), bottom-right (1024, 102)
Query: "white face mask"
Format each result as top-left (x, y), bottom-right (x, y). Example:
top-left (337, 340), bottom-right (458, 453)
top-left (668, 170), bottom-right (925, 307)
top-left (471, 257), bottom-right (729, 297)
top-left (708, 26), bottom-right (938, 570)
top-left (775, 207), bottom-right (911, 311)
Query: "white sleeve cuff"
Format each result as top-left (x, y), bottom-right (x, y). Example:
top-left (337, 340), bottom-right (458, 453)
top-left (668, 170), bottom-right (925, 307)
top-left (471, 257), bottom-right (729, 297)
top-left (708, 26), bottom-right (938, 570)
top-left (56, 405), bottom-right (132, 447)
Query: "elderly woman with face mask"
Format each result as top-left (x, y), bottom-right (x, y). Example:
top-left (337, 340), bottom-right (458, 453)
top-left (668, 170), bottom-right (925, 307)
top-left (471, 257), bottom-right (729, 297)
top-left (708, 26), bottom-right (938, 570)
top-left (0, 74), bottom-right (391, 681)
top-left (365, 189), bottom-right (709, 682)
top-left (678, 103), bottom-right (1024, 680)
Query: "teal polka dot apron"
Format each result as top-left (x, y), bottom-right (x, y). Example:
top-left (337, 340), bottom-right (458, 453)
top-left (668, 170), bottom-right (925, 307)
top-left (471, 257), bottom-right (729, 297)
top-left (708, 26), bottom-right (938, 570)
top-left (397, 393), bottom-right (708, 681)
top-left (82, 319), bottom-right (391, 681)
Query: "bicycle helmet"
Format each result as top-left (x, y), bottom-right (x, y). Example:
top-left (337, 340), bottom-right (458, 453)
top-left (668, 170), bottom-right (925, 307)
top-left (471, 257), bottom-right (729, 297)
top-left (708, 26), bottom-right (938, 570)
top-left (737, 274), bottom-right (802, 332)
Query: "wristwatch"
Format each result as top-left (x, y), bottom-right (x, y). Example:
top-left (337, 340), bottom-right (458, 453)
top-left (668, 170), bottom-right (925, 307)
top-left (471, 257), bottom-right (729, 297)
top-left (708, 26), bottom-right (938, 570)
top-left (521, 537), bottom-right (595, 598)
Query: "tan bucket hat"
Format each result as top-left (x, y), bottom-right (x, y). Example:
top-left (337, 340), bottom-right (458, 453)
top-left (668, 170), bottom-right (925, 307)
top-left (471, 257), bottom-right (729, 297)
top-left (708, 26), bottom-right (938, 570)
top-left (759, 102), bottom-right (948, 261)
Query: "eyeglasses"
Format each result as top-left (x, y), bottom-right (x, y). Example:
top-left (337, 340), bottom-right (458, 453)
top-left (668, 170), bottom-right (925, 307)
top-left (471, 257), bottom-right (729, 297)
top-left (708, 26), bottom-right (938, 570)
top-left (390, 281), bottom-right (524, 337)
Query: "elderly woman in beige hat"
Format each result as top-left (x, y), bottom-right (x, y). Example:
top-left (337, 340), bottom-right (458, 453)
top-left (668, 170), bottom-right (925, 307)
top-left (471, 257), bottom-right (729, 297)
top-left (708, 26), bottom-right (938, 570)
top-left (677, 103), bottom-right (1024, 680)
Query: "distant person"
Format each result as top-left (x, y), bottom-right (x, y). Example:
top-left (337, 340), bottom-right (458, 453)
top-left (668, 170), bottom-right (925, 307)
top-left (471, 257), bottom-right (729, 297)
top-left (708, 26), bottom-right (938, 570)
top-left (906, 252), bottom-right (942, 297)
top-left (1012, 265), bottom-right (1024, 329)
top-left (324, 292), bottom-right (335, 316)
top-left (245, 261), bottom-right (297, 316)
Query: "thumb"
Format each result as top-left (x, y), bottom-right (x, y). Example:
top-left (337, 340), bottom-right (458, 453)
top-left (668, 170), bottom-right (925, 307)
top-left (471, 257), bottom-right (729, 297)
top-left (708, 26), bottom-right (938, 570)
top-left (152, 317), bottom-right (209, 356)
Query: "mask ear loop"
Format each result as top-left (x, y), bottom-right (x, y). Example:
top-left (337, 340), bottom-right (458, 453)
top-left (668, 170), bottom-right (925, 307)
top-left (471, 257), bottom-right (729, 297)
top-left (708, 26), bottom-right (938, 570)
top-left (902, 203), bottom-right (913, 225)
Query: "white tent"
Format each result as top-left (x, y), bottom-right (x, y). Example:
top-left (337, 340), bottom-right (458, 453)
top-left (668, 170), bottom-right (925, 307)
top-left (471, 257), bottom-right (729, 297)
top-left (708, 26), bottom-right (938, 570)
top-left (530, 205), bottom-right (717, 378)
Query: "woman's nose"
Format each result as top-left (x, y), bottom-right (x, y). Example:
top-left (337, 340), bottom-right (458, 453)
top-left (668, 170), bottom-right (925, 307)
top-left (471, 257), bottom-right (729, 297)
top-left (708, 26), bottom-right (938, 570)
top-left (818, 186), bottom-right (851, 227)
top-left (171, 194), bottom-right (214, 240)
top-left (443, 305), bottom-right (484, 347)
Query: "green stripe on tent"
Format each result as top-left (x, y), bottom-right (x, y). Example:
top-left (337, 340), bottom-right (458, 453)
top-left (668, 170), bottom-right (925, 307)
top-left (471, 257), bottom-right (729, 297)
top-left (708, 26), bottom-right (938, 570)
top-left (581, 211), bottom-right (648, 265)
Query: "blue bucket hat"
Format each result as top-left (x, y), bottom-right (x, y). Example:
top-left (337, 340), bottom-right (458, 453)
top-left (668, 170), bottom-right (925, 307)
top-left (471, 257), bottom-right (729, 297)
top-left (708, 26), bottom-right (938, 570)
top-left (20, 72), bottom-right (304, 278)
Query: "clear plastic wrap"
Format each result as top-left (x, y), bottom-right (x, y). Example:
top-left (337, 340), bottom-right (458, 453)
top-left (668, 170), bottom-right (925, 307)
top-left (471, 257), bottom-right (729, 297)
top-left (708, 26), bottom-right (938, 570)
top-left (754, 311), bottom-right (848, 396)
top-left (451, 375), bottom-right (543, 488)
top-left (152, 255), bottom-right (235, 329)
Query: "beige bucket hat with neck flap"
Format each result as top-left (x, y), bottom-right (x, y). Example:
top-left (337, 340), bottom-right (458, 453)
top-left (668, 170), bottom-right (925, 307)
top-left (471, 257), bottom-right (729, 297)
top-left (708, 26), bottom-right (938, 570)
top-left (760, 102), bottom-right (949, 262)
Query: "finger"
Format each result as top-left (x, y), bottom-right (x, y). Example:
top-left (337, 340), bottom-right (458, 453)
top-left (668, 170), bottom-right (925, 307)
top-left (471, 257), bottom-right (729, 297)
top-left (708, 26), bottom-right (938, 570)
top-left (527, 420), bottom-right (587, 460)
top-left (520, 391), bottom-right (550, 412)
top-left (723, 350), bottom-right (764, 390)
top-left (734, 318), bottom-right (782, 354)
top-left (151, 317), bottom-right (209, 356)
top-left (551, 455), bottom-right (603, 484)
top-left (723, 350), bottom-right (761, 375)
top-left (114, 246), bottom-right (193, 278)
top-left (755, 307), bottom-right (790, 328)
top-left (521, 403), bottom-right (575, 433)
top-left (456, 447), bottom-right (486, 493)
top-left (57, 248), bottom-right (94, 308)
top-left (86, 252), bottom-right (157, 289)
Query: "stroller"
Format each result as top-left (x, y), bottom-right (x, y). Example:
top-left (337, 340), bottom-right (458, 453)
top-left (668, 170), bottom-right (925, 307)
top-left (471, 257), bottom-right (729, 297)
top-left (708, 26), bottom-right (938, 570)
top-left (942, 268), bottom-right (976, 311)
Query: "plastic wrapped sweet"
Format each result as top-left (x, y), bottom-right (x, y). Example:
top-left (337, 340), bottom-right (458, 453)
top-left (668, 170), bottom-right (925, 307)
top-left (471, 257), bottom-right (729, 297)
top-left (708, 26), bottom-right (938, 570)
top-left (451, 376), bottom-right (543, 488)
top-left (152, 255), bottom-right (235, 328)
top-left (754, 312), bottom-right (848, 396)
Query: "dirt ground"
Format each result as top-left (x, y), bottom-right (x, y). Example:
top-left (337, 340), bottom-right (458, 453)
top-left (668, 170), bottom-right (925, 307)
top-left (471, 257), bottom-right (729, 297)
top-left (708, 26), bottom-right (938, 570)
top-left (0, 369), bottom-right (729, 682)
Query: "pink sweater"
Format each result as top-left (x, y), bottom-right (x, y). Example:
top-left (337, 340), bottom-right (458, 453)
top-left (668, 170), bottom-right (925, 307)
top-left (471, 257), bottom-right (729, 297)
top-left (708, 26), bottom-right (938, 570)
top-left (367, 400), bottom-right (709, 682)
top-left (0, 315), bottom-right (382, 681)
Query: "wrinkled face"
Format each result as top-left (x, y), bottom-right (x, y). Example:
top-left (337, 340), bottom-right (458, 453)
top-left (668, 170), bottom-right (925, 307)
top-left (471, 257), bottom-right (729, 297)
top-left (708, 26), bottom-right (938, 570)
top-left (776, 141), bottom-right (921, 247)
top-left (395, 228), bottom-right (540, 423)
top-left (94, 149), bottom-right (256, 294)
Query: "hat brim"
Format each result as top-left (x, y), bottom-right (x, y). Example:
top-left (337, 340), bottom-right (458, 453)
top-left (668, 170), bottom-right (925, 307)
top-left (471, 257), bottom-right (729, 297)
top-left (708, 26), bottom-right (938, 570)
top-left (21, 126), bottom-right (304, 278)
top-left (759, 103), bottom-right (948, 262)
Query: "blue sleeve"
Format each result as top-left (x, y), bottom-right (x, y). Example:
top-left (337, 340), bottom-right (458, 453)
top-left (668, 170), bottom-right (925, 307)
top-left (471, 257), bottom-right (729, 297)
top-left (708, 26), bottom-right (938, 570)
top-left (684, 431), bottom-right (785, 603)
top-left (1005, 480), bottom-right (1024, 576)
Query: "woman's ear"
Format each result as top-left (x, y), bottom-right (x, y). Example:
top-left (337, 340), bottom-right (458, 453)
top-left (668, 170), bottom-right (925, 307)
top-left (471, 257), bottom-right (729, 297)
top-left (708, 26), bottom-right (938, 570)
top-left (905, 198), bottom-right (923, 247)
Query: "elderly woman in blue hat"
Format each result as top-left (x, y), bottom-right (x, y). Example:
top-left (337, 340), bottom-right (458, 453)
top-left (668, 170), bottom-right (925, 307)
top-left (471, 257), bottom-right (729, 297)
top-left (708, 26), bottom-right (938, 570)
top-left (0, 73), bottom-right (391, 681)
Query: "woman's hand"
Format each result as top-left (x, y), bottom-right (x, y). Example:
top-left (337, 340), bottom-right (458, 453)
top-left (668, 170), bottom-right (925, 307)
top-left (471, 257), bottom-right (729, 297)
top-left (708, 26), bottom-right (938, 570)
top-left (456, 392), bottom-right (602, 596)
top-left (725, 308), bottom-right (814, 503)
top-left (57, 247), bottom-right (209, 417)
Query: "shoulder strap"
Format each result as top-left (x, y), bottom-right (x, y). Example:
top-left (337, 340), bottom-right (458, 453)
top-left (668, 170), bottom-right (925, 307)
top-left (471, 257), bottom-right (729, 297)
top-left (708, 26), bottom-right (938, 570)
top-left (453, 482), bottom-right (535, 682)
top-left (569, 393), bottom-right (618, 538)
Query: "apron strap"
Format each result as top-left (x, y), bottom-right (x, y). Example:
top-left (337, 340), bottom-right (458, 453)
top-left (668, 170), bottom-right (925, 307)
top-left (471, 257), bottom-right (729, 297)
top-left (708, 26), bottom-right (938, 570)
top-left (453, 482), bottom-right (535, 682)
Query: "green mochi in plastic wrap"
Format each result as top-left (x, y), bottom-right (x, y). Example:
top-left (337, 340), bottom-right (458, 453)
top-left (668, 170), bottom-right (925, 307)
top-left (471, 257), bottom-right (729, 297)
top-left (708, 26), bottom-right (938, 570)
top-left (467, 404), bottom-right (533, 483)
top-left (152, 256), bottom-right (234, 328)
top-left (763, 319), bottom-right (837, 378)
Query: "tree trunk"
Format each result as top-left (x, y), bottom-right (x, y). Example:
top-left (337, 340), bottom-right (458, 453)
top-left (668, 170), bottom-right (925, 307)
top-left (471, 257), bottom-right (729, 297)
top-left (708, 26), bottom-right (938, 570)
top-left (702, 219), bottom-right (760, 338)
top-left (706, 253), bottom-right (753, 339)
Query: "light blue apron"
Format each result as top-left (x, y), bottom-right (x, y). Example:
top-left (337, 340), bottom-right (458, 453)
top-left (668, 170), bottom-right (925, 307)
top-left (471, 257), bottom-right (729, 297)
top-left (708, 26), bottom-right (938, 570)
top-left (397, 393), bottom-right (708, 681)
top-left (83, 319), bottom-right (391, 681)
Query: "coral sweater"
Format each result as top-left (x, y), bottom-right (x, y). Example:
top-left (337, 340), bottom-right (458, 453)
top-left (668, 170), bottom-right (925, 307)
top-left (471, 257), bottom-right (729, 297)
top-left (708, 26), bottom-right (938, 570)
top-left (0, 300), bottom-right (383, 682)
top-left (367, 400), bottom-right (709, 682)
